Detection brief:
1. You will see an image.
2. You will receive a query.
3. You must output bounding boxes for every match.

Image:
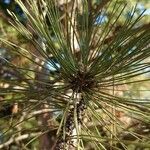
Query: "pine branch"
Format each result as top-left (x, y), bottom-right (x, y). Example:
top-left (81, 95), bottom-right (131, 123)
top-left (54, 95), bottom-right (86, 150)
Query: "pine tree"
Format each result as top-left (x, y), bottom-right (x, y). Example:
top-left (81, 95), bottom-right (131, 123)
top-left (0, 0), bottom-right (150, 149)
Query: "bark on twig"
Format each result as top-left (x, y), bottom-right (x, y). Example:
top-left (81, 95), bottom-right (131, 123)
top-left (54, 95), bottom-right (86, 150)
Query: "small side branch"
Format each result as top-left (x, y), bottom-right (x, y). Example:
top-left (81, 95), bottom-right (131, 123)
top-left (0, 132), bottom-right (42, 149)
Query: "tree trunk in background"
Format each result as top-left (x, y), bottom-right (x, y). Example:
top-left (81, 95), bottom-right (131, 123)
top-left (35, 61), bottom-right (57, 150)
